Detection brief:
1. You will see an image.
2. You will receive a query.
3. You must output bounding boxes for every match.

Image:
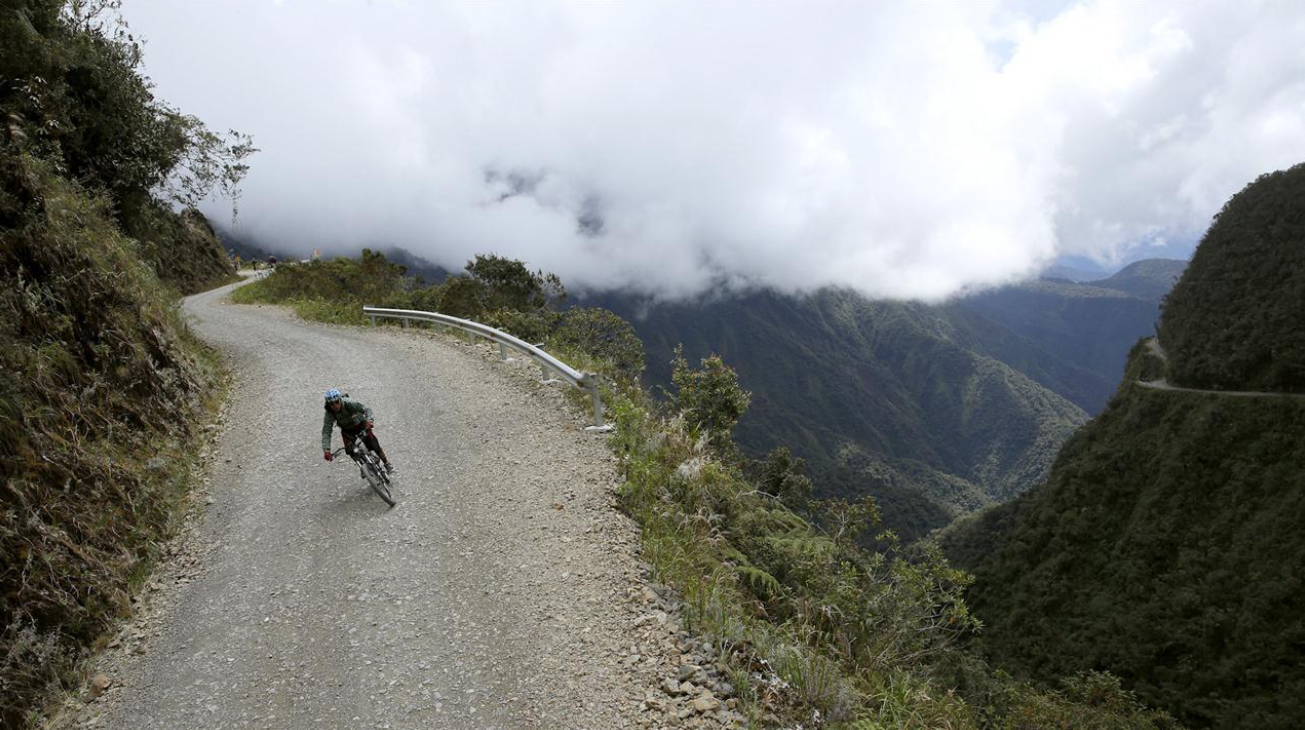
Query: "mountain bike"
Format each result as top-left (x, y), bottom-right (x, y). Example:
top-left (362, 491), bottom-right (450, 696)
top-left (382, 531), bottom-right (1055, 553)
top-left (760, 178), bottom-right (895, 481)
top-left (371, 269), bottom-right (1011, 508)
top-left (333, 434), bottom-right (395, 507)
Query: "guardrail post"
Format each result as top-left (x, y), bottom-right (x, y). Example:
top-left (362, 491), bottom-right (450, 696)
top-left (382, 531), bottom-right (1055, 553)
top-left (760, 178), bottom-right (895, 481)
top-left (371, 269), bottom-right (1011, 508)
top-left (591, 384), bottom-right (605, 427)
top-left (402, 317), bottom-right (409, 329)
top-left (467, 331), bottom-right (476, 345)
top-left (499, 342), bottom-right (510, 361)
top-left (583, 376), bottom-right (612, 432)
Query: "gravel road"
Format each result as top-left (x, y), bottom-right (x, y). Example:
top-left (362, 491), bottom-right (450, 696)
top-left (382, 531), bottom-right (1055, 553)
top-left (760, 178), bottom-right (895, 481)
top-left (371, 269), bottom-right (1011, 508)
top-left (58, 281), bottom-right (742, 730)
top-left (1137, 337), bottom-right (1305, 399)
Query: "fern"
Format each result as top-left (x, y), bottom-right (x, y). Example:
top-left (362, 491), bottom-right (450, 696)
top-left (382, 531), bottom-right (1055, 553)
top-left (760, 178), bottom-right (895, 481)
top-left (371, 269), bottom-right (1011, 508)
top-left (735, 564), bottom-right (782, 600)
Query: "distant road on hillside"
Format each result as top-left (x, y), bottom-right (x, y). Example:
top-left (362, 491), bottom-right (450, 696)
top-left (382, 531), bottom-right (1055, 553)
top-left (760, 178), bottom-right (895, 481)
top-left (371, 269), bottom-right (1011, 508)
top-left (1137, 338), bottom-right (1305, 399)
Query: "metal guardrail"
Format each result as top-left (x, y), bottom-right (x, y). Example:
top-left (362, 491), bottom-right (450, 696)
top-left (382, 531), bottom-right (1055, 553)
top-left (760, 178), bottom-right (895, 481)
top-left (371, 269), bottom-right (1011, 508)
top-left (361, 306), bottom-right (613, 432)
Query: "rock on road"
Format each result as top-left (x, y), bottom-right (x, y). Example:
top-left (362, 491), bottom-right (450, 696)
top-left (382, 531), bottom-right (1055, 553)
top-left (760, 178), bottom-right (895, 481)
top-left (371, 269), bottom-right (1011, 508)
top-left (66, 281), bottom-right (665, 729)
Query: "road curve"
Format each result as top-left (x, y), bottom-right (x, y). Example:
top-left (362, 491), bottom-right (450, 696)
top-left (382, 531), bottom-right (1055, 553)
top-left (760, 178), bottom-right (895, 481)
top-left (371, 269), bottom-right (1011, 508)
top-left (1136, 379), bottom-right (1305, 398)
top-left (1137, 338), bottom-right (1305, 399)
top-left (66, 281), bottom-right (659, 729)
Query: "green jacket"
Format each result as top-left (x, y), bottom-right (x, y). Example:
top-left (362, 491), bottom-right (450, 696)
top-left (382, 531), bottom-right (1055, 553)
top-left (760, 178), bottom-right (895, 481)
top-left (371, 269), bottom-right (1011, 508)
top-left (322, 397), bottom-right (374, 450)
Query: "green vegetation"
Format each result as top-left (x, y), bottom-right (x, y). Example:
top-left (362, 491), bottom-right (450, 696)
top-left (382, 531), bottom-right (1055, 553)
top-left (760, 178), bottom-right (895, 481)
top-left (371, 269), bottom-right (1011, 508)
top-left (1088, 259), bottom-right (1188, 302)
top-left (230, 248), bottom-right (418, 324)
top-left (551, 306), bottom-right (645, 381)
top-left (1, 0), bottom-right (251, 293)
top-left (233, 250), bottom-right (647, 381)
top-left (945, 345), bottom-right (1305, 730)
top-left (586, 257), bottom-right (1179, 543)
top-left (589, 289), bottom-right (1089, 542)
top-left (596, 341), bottom-right (1177, 729)
top-left (670, 346), bottom-right (752, 452)
top-left (1158, 163), bottom-right (1305, 392)
top-left (946, 167), bottom-right (1305, 729)
top-left (952, 265), bottom-right (1181, 411)
top-left (1, 1), bottom-right (251, 724)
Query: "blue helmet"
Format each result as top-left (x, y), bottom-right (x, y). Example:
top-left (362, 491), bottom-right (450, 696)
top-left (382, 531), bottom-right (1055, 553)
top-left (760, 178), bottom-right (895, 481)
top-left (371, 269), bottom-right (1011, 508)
top-left (325, 388), bottom-right (343, 403)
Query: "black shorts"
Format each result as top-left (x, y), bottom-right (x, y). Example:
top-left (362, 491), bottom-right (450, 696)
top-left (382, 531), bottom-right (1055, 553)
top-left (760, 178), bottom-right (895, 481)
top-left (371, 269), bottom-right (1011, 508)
top-left (342, 426), bottom-right (381, 455)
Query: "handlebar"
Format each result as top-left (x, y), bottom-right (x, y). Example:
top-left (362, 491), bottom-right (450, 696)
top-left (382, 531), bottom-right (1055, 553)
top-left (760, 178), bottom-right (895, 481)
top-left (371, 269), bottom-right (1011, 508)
top-left (331, 429), bottom-right (374, 460)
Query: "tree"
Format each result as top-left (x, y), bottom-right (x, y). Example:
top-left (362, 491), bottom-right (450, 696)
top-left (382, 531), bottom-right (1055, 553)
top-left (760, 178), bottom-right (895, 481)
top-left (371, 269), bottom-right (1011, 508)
top-left (670, 345), bottom-right (751, 451)
top-left (465, 253), bottom-right (566, 312)
top-left (0, 0), bottom-right (255, 214)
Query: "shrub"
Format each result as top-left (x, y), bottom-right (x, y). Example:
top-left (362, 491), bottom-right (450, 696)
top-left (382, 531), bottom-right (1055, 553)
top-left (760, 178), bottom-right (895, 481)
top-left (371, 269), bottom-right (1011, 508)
top-left (482, 307), bottom-right (560, 344)
top-left (748, 447), bottom-right (814, 512)
top-left (552, 307), bottom-right (646, 381)
top-left (465, 253), bottom-right (566, 311)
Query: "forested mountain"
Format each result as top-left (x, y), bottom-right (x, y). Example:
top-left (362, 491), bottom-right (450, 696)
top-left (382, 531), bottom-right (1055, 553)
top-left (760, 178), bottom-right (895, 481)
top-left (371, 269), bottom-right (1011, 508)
top-left (953, 259), bottom-right (1183, 412)
top-left (1088, 258), bottom-right (1188, 301)
top-left (586, 289), bottom-right (1089, 540)
top-left (583, 260), bottom-right (1180, 541)
top-left (943, 164), bottom-right (1305, 730)
top-left (1159, 163), bottom-right (1305, 392)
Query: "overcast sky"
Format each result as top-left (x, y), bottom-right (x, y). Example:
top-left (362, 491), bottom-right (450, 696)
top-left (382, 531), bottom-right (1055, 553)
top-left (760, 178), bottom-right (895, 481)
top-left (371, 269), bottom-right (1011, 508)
top-left (125, 1), bottom-right (1305, 300)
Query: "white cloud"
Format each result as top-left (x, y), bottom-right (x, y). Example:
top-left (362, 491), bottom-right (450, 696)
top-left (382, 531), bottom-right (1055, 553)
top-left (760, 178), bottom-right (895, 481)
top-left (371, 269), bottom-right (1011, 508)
top-left (126, 0), bottom-right (1305, 301)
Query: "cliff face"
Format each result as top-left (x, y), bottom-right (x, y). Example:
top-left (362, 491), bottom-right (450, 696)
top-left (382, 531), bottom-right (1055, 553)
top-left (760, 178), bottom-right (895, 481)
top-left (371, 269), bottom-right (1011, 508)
top-left (122, 200), bottom-right (237, 295)
top-left (944, 165), bottom-right (1305, 730)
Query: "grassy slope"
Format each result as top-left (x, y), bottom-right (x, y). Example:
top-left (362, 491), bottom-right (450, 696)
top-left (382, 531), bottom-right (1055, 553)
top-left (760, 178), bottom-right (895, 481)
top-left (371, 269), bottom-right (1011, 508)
top-left (0, 156), bottom-right (228, 727)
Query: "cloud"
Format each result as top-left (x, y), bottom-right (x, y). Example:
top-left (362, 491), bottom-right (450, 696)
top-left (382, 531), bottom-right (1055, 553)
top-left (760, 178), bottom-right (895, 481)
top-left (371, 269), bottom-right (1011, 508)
top-left (125, 0), bottom-right (1305, 301)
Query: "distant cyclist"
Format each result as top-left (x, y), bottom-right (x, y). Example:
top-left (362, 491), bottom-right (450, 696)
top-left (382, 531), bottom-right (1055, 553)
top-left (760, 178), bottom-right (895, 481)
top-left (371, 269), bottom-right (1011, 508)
top-left (322, 388), bottom-right (395, 473)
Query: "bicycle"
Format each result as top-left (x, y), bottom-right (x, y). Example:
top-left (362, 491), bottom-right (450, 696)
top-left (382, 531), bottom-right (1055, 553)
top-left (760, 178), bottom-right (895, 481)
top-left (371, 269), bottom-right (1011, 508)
top-left (333, 433), bottom-right (395, 507)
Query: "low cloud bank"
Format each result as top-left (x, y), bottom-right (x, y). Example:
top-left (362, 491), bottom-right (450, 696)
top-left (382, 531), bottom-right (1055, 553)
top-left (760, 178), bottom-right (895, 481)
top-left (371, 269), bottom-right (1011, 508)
top-left (130, 1), bottom-right (1305, 300)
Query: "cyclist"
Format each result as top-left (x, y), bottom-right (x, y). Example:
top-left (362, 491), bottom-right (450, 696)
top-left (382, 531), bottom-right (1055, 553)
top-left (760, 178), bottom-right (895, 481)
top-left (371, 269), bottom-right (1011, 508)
top-left (321, 388), bottom-right (395, 473)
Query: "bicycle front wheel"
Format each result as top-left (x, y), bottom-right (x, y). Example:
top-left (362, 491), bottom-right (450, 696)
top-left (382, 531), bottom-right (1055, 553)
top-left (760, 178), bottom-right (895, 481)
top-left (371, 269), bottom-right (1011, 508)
top-left (363, 458), bottom-right (396, 507)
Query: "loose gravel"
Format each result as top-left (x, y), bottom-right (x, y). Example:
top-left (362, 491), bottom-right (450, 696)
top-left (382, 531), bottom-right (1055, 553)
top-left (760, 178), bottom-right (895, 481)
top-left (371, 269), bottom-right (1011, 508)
top-left (53, 281), bottom-right (746, 730)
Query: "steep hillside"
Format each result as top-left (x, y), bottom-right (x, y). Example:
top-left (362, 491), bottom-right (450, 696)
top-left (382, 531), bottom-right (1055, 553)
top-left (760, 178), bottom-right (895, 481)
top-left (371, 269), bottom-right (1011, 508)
top-left (1159, 163), bottom-right (1305, 392)
top-left (1, 2), bottom-right (249, 724)
top-left (944, 166), bottom-right (1305, 730)
top-left (946, 346), bottom-right (1305, 730)
top-left (590, 288), bottom-right (1087, 541)
top-left (955, 271), bottom-right (1176, 411)
top-left (125, 202), bottom-right (237, 294)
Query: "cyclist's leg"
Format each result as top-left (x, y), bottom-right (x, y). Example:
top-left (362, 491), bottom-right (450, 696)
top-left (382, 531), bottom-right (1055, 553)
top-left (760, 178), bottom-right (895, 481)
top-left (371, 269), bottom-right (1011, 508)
top-left (362, 430), bottom-right (392, 470)
top-left (341, 428), bottom-right (360, 458)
